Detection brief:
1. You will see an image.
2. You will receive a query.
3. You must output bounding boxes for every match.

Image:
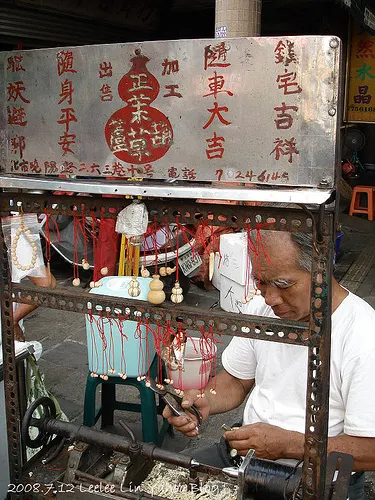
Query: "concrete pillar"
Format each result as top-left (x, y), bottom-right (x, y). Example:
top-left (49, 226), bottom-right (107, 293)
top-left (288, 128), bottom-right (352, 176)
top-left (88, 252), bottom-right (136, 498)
top-left (215, 0), bottom-right (262, 38)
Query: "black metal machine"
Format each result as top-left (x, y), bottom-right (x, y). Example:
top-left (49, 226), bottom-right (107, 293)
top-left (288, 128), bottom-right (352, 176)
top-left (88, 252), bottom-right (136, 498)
top-left (20, 397), bottom-right (353, 500)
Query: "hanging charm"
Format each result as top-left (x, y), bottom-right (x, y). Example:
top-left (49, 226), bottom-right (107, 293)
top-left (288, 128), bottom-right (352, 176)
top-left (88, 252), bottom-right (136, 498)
top-left (147, 274), bottom-right (166, 304)
top-left (72, 277), bottom-right (81, 287)
top-left (11, 214), bottom-right (37, 272)
top-left (82, 258), bottom-right (91, 270)
top-left (171, 281), bottom-right (184, 304)
top-left (128, 276), bottom-right (141, 297)
top-left (141, 265), bottom-right (150, 278)
top-left (101, 266), bottom-right (108, 276)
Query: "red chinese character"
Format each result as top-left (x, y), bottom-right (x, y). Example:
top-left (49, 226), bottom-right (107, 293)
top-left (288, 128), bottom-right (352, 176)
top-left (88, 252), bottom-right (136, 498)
top-left (11, 135), bottom-right (26, 158)
top-left (168, 166), bottom-right (180, 179)
top-left (273, 102), bottom-right (298, 129)
top-left (356, 40), bottom-right (375, 59)
top-left (100, 84), bottom-right (113, 101)
top-left (58, 131), bottom-right (76, 156)
top-left (161, 59), bottom-right (179, 76)
top-left (203, 101), bottom-right (231, 129)
top-left (7, 106), bottom-right (27, 126)
top-left (181, 167), bottom-right (197, 180)
top-left (44, 161), bottom-right (58, 174)
top-left (270, 137), bottom-right (299, 163)
top-left (112, 162), bottom-right (127, 176)
top-left (30, 159), bottom-right (41, 173)
top-left (142, 164), bottom-right (154, 177)
top-left (204, 42), bottom-right (231, 70)
top-left (60, 161), bottom-right (77, 174)
top-left (99, 62), bottom-right (113, 78)
top-left (58, 80), bottom-right (74, 105)
top-left (57, 108), bottom-right (77, 132)
top-left (125, 164), bottom-right (139, 177)
top-left (89, 163), bottom-right (101, 175)
top-left (11, 160), bottom-right (27, 172)
top-left (203, 71), bottom-right (233, 99)
top-left (7, 81), bottom-right (30, 103)
top-left (7, 55), bottom-right (25, 73)
top-left (57, 50), bottom-right (77, 76)
top-left (274, 40), bottom-right (297, 66)
top-left (276, 70), bottom-right (302, 95)
top-left (354, 85), bottom-right (372, 104)
top-left (206, 132), bottom-right (225, 159)
top-left (103, 164), bottom-right (114, 176)
top-left (163, 84), bottom-right (183, 98)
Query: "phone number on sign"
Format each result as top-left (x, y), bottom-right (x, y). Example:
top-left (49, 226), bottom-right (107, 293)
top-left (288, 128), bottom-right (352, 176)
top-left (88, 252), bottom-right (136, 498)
top-left (8, 483), bottom-right (75, 494)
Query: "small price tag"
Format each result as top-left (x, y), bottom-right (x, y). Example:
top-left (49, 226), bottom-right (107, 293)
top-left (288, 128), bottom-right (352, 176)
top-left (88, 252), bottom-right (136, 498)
top-left (178, 249), bottom-right (202, 276)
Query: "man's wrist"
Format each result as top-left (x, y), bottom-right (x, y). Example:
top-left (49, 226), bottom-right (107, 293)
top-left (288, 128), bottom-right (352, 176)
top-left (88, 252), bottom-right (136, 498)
top-left (280, 429), bottom-right (305, 460)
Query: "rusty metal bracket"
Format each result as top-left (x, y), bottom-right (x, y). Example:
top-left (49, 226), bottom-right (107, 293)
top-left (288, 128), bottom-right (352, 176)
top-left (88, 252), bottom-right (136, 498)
top-left (10, 282), bottom-right (310, 346)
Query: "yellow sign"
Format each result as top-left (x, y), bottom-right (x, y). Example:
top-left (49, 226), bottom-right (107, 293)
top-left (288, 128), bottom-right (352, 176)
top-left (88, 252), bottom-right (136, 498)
top-left (347, 24), bottom-right (375, 122)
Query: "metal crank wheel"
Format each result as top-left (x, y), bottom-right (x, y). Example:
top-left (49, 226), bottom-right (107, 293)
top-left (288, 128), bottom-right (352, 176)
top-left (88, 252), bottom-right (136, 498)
top-left (21, 396), bottom-right (57, 449)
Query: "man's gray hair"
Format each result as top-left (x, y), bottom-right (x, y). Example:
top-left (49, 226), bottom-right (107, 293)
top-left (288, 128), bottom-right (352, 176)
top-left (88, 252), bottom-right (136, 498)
top-left (290, 232), bottom-right (313, 272)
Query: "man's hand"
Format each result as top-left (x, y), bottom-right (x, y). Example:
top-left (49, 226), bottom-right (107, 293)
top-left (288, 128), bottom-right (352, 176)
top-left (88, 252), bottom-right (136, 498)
top-left (162, 390), bottom-right (211, 437)
top-left (13, 322), bottom-right (25, 342)
top-left (224, 422), bottom-right (303, 460)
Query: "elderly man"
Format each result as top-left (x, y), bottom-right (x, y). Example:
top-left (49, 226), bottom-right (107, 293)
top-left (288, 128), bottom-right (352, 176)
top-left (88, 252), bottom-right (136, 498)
top-left (163, 231), bottom-right (375, 500)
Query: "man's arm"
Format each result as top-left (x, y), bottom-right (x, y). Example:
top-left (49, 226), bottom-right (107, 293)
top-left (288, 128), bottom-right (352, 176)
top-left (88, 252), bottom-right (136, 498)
top-left (13, 271), bottom-right (56, 340)
top-left (225, 423), bottom-right (375, 471)
top-left (163, 369), bottom-right (254, 436)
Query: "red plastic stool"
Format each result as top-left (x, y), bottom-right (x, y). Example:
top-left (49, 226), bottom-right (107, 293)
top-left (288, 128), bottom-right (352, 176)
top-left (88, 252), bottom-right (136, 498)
top-left (349, 186), bottom-right (374, 221)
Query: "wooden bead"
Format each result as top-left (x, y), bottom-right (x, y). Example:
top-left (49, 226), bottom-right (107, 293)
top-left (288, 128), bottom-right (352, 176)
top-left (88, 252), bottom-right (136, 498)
top-left (82, 262), bottom-right (90, 270)
top-left (100, 267), bottom-right (108, 275)
top-left (72, 278), bottom-right (80, 287)
top-left (90, 281), bottom-right (95, 288)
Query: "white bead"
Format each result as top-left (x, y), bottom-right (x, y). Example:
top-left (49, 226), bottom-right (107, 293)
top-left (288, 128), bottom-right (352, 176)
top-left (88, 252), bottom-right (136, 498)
top-left (72, 278), bottom-right (80, 287)
top-left (90, 281), bottom-right (95, 288)
top-left (94, 282), bottom-right (103, 288)
top-left (82, 262), bottom-right (90, 270)
top-left (100, 267), bottom-right (108, 275)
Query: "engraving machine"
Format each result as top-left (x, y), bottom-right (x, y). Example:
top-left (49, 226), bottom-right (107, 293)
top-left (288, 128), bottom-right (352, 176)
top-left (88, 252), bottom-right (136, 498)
top-left (21, 397), bottom-right (353, 500)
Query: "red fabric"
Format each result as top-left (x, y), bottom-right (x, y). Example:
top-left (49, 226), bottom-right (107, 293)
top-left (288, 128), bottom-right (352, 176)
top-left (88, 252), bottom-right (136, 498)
top-left (93, 218), bottom-right (119, 281)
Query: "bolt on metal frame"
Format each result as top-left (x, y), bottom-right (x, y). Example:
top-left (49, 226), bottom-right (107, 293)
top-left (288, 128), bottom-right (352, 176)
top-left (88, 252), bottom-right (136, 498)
top-left (0, 185), bottom-right (334, 500)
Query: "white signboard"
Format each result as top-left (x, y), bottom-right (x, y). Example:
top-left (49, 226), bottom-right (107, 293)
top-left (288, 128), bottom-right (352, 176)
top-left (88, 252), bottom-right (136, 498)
top-left (0, 37), bottom-right (341, 187)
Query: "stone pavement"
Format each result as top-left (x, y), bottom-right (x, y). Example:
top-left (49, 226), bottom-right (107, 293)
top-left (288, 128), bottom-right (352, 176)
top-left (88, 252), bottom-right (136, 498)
top-left (22, 204), bottom-right (375, 497)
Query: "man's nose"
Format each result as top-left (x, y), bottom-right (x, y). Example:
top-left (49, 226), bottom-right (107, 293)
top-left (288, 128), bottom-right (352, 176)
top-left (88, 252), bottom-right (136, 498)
top-left (263, 285), bottom-right (283, 307)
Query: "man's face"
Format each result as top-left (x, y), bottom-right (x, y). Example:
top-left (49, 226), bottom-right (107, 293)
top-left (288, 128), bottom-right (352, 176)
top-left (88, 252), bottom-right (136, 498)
top-left (252, 233), bottom-right (311, 321)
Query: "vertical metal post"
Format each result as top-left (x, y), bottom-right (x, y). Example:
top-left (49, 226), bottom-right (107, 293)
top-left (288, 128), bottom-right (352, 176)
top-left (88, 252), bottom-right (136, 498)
top-left (215, 0), bottom-right (261, 38)
top-left (302, 209), bottom-right (334, 499)
top-left (0, 224), bottom-right (23, 498)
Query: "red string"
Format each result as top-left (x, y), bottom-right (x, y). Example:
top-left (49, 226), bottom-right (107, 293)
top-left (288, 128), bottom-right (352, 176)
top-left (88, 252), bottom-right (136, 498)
top-left (175, 216), bottom-right (180, 281)
top-left (88, 307), bottom-right (99, 376)
top-left (73, 215), bottom-right (80, 280)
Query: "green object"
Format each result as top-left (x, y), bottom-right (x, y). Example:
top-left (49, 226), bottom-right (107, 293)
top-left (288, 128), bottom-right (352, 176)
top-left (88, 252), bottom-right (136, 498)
top-left (83, 355), bottom-right (170, 446)
top-left (25, 354), bottom-right (68, 461)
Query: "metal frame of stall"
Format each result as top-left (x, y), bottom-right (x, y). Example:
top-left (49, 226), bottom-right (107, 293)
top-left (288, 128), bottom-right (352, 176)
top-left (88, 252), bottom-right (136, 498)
top-left (0, 34), bottom-right (343, 499)
top-left (0, 178), bottom-right (335, 500)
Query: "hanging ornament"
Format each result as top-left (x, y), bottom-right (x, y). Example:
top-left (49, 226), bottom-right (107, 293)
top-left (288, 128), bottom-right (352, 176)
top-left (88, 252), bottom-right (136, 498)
top-left (72, 277), bottom-right (81, 287)
top-left (82, 258), bottom-right (91, 271)
top-left (128, 276), bottom-right (141, 297)
top-left (159, 267), bottom-right (167, 277)
top-left (11, 214), bottom-right (37, 272)
top-left (166, 266), bottom-right (176, 276)
top-left (101, 266), bottom-right (108, 276)
top-left (141, 265), bottom-right (150, 278)
top-left (171, 280), bottom-right (184, 304)
top-left (147, 274), bottom-right (166, 305)
top-left (115, 200), bottom-right (148, 245)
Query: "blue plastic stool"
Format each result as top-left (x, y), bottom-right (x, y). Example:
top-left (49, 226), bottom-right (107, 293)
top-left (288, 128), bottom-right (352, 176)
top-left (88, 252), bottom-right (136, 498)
top-left (83, 355), bottom-right (169, 445)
